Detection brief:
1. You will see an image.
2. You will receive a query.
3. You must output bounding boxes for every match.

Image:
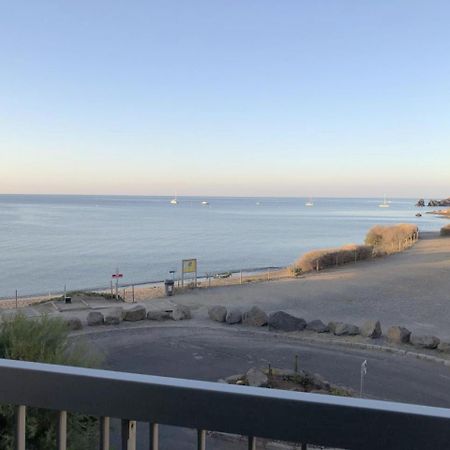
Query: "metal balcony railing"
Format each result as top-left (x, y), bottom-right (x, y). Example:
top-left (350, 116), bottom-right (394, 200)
top-left (0, 358), bottom-right (449, 450)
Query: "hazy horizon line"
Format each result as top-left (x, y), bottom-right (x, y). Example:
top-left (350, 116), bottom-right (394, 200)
top-left (0, 192), bottom-right (440, 200)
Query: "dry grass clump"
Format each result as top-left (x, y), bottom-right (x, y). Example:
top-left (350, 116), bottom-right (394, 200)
top-left (441, 224), bottom-right (450, 236)
top-left (291, 244), bottom-right (373, 273)
top-left (365, 224), bottom-right (419, 255)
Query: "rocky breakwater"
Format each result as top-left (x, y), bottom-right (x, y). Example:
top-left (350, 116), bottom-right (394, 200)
top-left (416, 197), bottom-right (450, 207)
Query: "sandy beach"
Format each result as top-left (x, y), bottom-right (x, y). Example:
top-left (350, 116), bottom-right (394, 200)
top-left (6, 230), bottom-right (450, 339)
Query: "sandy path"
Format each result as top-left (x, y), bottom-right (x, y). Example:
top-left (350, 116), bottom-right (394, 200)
top-left (165, 232), bottom-right (450, 339)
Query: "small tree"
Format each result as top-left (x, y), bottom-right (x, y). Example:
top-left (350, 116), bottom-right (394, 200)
top-left (0, 314), bottom-right (101, 450)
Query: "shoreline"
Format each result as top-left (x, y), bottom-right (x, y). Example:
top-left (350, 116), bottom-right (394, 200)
top-left (0, 267), bottom-right (292, 308)
top-left (0, 228), bottom-right (427, 310)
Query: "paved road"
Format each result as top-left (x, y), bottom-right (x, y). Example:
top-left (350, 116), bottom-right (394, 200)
top-left (166, 232), bottom-right (450, 339)
top-left (85, 324), bottom-right (450, 449)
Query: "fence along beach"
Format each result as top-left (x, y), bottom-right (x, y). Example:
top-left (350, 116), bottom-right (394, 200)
top-left (2, 223), bottom-right (421, 309)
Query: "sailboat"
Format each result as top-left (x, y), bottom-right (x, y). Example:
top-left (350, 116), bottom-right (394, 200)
top-left (379, 194), bottom-right (390, 208)
top-left (170, 193), bottom-right (178, 205)
top-left (201, 201), bottom-right (209, 206)
top-left (305, 197), bottom-right (314, 207)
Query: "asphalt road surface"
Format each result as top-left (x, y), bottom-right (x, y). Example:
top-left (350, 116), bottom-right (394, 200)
top-left (85, 324), bottom-right (450, 449)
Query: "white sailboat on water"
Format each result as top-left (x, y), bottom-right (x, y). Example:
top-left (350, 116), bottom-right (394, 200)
top-left (305, 197), bottom-right (314, 207)
top-left (170, 192), bottom-right (178, 205)
top-left (379, 194), bottom-right (390, 208)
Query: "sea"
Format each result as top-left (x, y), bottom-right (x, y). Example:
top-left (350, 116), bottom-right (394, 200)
top-left (0, 195), bottom-right (446, 298)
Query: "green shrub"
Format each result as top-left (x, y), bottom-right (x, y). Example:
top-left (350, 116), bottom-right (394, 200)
top-left (365, 224), bottom-right (419, 254)
top-left (441, 224), bottom-right (450, 236)
top-left (0, 314), bottom-right (101, 450)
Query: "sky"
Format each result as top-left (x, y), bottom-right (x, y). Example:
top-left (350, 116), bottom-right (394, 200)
top-left (1, 0), bottom-right (449, 198)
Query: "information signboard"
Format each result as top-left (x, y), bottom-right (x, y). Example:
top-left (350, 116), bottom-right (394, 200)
top-left (181, 259), bottom-right (197, 286)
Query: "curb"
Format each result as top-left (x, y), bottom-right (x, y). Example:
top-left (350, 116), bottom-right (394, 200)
top-left (69, 319), bottom-right (450, 368)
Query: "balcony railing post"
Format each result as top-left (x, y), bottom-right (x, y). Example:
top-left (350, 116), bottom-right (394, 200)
top-left (121, 419), bottom-right (137, 450)
top-left (57, 410), bottom-right (67, 450)
top-left (99, 416), bottom-right (110, 450)
top-left (197, 429), bottom-right (206, 450)
top-left (149, 423), bottom-right (159, 450)
top-left (15, 405), bottom-right (26, 450)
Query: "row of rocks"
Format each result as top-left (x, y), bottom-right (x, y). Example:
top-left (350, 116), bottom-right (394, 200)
top-left (207, 306), bottom-right (450, 354)
top-left (208, 305), bottom-right (269, 326)
top-left (65, 304), bottom-right (192, 329)
top-left (387, 326), bottom-right (447, 351)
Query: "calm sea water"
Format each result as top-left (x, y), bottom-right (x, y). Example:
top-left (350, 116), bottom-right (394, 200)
top-left (0, 195), bottom-right (445, 298)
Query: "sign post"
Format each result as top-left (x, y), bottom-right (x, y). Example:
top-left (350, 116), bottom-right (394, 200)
top-left (112, 268), bottom-right (123, 300)
top-left (181, 259), bottom-right (197, 287)
top-left (360, 359), bottom-right (368, 397)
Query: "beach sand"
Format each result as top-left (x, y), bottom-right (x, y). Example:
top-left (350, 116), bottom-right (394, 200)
top-left (3, 232), bottom-right (450, 341)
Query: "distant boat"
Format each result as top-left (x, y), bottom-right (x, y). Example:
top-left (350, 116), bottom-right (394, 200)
top-left (170, 197), bottom-right (178, 205)
top-left (379, 195), bottom-right (390, 208)
top-left (305, 198), bottom-right (314, 207)
top-left (201, 201), bottom-right (209, 206)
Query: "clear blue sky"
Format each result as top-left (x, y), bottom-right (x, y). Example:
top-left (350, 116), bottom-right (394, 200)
top-left (1, 0), bottom-right (449, 197)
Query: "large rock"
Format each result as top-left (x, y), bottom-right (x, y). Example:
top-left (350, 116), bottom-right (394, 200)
top-left (242, 306), bottom-right (268, 327)
top-left (327, 321), bottom-right (338, 333)
top-left (306, 319), bottom-right (329, 333)
top-left (104, 307), bottom-right (123, 325)
top-left (428, 198), bottom-right (450, 207)
top-left (268, 311), bottom-right (306, 332)
top-left (147, 310), bottom-right (172, 321)
top-left (437, 341), bottom-right (450, 354)
top-left (410, 334), bottom-right (440, 349)
top-left (246, 368), bottom-right (268, 387)
top-left (387, 326), bottom-right (411, 344)
top-left (87, 311), bottom-right (104, 326)
top-left (171, 305), bottom-right (191, 321)
top-left (65, 317), bottom-right (83, 331)
top-left (123, 305), bottom-right (146, 322)
top-left (225, 308), bottom-right (242, 324)
top-left (360, 320), bottom-right (382, 338)
top-left (333, 322), bottom-right (359, 336)
top-left (208, 306), bottom-right (227, 322)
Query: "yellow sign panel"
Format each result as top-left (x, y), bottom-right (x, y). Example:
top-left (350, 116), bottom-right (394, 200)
top-left (182, 259), bottom-right (197, 274)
